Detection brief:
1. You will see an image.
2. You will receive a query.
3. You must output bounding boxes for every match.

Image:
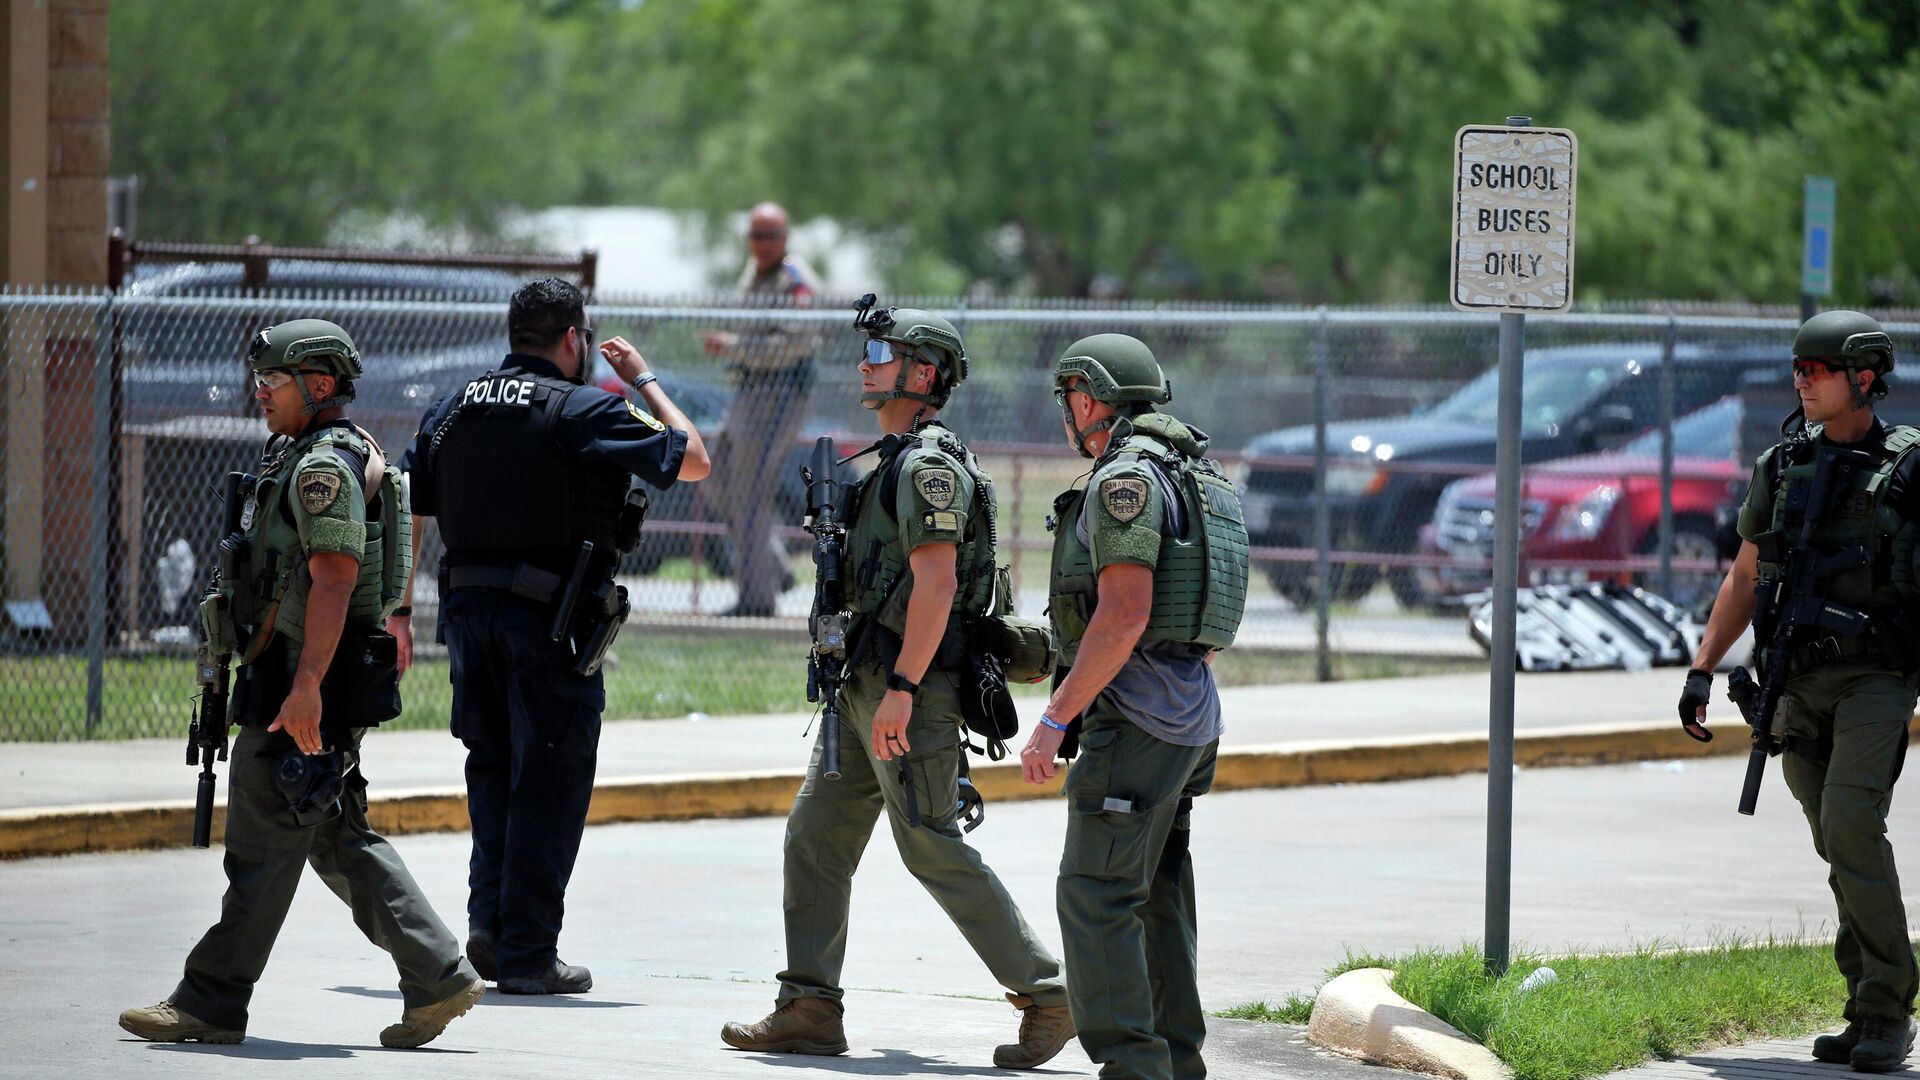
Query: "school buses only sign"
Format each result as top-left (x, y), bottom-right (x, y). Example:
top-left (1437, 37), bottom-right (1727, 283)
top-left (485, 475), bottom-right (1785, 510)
top-left (1450, 125), bottom-right (1578, 313)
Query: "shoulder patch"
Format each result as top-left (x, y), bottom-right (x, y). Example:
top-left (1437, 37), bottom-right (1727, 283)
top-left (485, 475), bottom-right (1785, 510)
top-left (298, 470), bottom-right (344, 515)
top-left (914, 467), bottom-right (957, 510)
top-left (1100, 477), bottom-right (1149, 523)
top-left (626, 400), bottom-right (666, 432)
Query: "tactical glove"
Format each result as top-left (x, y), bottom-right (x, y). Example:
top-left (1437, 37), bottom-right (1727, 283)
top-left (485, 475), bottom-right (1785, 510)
top-left (1679, 667), bottom-right (1713, 742)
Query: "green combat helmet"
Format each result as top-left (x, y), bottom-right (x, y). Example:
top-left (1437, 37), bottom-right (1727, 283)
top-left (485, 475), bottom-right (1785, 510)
top-left (1795, 309), bottom-right (1896, 402)
top-left (1052, 333), bottom-right (1173, 457)
top-left (853, 294), bottom-right (967, 410)
top-left (247, 318), bottom-right (362, 415)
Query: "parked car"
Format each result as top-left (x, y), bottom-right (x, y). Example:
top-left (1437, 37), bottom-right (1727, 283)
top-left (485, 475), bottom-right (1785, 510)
top-left (1238, 344), bottom-right (1782, 610)
top-left (1417, 394), bottom-right (1746, 610)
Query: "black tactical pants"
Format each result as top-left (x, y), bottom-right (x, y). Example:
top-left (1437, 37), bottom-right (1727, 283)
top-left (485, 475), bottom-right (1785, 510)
top-left (443, 588), bottom-right (604, 979)
top-left (171, 726), bottom-right (473, 1031)
top-left (1777, 662), bottom-right (1920, 1023)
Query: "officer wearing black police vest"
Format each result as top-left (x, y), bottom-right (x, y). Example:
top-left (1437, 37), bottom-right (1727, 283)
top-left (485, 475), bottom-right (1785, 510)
top-left (1682, 311), bottom-right (1919, 1071)
top-left (401, 278), bottom-right (710, 994)
top-left (1023, 333), bottom-right (1249, 1080)
top-left (721, 301), bottom-right (1074, 1069)
top-left (120, 320), bottom-right (483, 1049)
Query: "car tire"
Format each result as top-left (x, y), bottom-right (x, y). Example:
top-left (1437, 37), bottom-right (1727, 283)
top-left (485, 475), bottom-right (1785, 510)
top-left (1635, 516), bottom-right (1721, 611)
top-left (1263, 561), bottom-right (1379, 610)
top-left (1386, 566), bottom-right (1444, 612)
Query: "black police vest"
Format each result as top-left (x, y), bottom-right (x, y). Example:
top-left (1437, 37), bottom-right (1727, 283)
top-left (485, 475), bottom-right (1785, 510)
top-left (432, 368), bottom-right (627, 576)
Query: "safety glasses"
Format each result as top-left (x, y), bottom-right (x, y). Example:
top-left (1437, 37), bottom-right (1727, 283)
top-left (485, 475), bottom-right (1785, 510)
top-left (862, 339), bottom-right (898, 368)
top-left (251, 369), bottom-right (325, 391)
top-left (1792, 358), bottom-right (1843, 382)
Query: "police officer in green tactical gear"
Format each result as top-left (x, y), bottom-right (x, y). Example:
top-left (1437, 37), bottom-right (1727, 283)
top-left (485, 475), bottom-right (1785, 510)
top-left (119, 320), bottom-right (483, 1049)
top-left (1024, 333), bottom-right (1250, 1080)
top-left (1683, 310), bottom-right (1920, 1072)
top-left (722, 302), bottom-right (1076, 1069)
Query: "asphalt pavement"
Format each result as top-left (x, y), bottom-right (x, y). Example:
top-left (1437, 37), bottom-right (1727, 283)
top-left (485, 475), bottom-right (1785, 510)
top-left (1, 753), bottom-right (1901, 1079)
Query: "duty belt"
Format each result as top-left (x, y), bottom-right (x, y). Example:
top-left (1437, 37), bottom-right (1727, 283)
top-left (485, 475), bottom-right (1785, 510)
top-left (1789, 629), bottom-right (1890, 670)
top-left (443, 564), bottom-right (563, 604)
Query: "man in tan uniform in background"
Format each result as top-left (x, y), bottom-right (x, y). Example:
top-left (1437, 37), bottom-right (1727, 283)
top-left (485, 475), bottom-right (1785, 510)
top-left (703, 201), bottom-right (821, 616)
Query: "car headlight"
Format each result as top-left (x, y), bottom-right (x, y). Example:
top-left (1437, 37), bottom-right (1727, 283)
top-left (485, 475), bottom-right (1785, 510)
top-left (1324, 461), bottom-right (1387, 497)
top-left (1548, 485), bottom-right (1620, 540)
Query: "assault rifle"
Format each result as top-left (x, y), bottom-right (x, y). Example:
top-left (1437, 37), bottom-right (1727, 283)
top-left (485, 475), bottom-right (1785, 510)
top-left (187, 471), bottom-right (252, 847)
top-left (1730, 442), bottom-right (1876, 815)
top-left (803, 437), bottom-right (850, 780)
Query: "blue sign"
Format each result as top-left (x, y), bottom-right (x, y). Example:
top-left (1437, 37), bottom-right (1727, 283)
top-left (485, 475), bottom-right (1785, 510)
top-left (1803, 176), bottom-right (1835, 296)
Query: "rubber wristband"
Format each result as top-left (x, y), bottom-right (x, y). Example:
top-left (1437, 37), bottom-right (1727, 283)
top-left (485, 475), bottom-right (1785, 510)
top-left (885, 670), bottom-right (919, 695)
top-left (1038, 713), bottom-right (1070, 733)
top-left (392, 606), bottom-right (413, 618)
top-left (629, 371), bottom-right (659, 392)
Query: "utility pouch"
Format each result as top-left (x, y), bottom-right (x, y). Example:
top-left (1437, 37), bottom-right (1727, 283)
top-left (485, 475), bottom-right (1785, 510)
top-left (978, 614), bottom-right (1056, 684)
top-left (572, 582), bottom-right (630, 677)
top-left (615, 483), bottom-right (650, 555)
top-left (321, 626), bottom-right (402, 726)
top-left (231, 641), bottom-right (293, 728)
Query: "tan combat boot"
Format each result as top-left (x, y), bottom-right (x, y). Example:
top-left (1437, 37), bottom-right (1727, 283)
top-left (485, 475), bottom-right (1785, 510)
top-left (993, 992), bottom-right (1076, 1069)
top-left (380, 976), bottom-right (486, 1049)
top-left (720, 997), bottom-right (849, 1055)
top-left (118, 1000), bottom-right (244, 1044)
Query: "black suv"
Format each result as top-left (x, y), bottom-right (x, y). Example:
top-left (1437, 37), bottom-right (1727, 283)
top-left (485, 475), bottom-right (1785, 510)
top-left (1239, 343), bottom-right (1781, 610)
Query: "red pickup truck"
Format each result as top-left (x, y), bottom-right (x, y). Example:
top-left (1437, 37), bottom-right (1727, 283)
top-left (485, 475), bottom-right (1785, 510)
top-left (1417, 396), bottom-right (1744, 609)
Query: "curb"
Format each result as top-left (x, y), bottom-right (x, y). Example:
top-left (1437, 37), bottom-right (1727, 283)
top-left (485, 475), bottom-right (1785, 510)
top-left (1307, 967), bottom-right (1509, 1080)
top-left (2, 717), bottom-right (1889, 860)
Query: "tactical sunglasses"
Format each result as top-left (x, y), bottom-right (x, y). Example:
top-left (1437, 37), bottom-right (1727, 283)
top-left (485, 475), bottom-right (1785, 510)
top-left (748, 229), bottom-right (787, 241)
top-left (574, 324), bottom-right (596, 358)
top-left (862, 339), bottom-right (901, 367)
top-left (1791, 358), bottom-right (1843, 381)
top-left (251, 368), bottom-right (328, 391)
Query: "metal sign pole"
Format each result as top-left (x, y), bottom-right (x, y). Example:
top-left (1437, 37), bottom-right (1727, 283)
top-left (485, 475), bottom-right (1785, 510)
top-left (1483, 113), bottom-right (1532, 977)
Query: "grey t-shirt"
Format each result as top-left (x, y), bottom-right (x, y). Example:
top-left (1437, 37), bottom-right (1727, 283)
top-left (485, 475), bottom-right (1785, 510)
top-left (1075, 476), bottom-right (1224, 746)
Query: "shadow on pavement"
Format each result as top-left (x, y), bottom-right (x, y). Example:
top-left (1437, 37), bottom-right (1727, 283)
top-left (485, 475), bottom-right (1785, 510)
top-left (325, 984), bottom-right (645, 1010)
top-left (1691, 1057), bottom-right (1905, 1078)
top-left (730, 1047), bottom-right (1082, 1077)
top-left (138, 1037), bottom-right (473, 1060)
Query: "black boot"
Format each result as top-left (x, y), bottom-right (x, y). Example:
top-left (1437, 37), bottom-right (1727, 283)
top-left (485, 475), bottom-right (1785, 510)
top-left (1814, 1022), bottom-right (1863, 1064)
top-left (1851, 1016), bottom-right (1915, 1073)
top-left (466, 933), bottom-right (497, 983)
top-left (497, 960), bottom-right (593, 996)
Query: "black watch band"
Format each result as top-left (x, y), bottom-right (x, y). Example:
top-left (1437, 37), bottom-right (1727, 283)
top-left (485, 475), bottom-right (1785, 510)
top-left (392, 605), bottom-right (413, 618)
top-left (885, 671), bottom-right (920, 695)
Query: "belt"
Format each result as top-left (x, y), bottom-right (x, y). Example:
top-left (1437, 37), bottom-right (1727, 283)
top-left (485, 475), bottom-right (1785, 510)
top-left (445, 564), bottom-right (563, 603)
top-left (1789, 631), bottom-right (1888, 669)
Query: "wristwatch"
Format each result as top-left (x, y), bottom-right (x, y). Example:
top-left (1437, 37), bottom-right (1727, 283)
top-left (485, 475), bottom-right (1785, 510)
top-left (885, 671), bottom-right (920, 695)
top-left (629, 371), bottom-right (659, 392)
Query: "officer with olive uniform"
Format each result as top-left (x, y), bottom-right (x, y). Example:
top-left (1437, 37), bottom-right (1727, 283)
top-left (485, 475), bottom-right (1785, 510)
top-left (120, 320), bottom-right (483, 1049)
top-left (1022, 334), bottom-right (1249, 1080)
top-left (402, 277), bottom-right (710, 995)
top-left (722, 303), bottom-right (1074, 1069)
top-left (1682, 311), bottom-right (1920, 1071)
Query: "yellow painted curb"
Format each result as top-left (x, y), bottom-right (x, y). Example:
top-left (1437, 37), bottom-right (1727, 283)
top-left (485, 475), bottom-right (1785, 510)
top-left (7, 716), bottom-right (1910, 861)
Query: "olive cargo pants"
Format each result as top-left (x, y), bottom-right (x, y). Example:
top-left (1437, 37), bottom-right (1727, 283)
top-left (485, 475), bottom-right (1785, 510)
top-left (1058, 701), bottom-right (1219, 1080)
top-left (1777, 662), bottom-right (1920, 1023)
top-left (778, 665), bottom-right (1066, 1008)
top-left (171, 727), bottom-right (475, 1032)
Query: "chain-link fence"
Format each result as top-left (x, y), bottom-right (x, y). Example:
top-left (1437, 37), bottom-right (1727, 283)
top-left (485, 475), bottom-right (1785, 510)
top-left (3, 284), bottom-right (1916, 739)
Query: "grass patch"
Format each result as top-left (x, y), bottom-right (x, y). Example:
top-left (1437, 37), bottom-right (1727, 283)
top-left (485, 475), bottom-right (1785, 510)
top-left (1232, 940), bottom-right (1846, 1080)
top-left (2, 638), bottom-right (1482, 741)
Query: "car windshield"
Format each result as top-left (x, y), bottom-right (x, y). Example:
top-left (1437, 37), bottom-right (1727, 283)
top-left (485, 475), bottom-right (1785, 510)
top-left (1428, 358), bottom-right (1633, 431)
top-left (1617, 395), bottom-right (1739, 459)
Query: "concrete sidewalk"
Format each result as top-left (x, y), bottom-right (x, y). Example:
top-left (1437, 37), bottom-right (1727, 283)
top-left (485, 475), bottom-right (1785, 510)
top-left (4, 668), bottom-right (1684, 811)
top-left (1608, 1034), bottom-right (1858, 1080)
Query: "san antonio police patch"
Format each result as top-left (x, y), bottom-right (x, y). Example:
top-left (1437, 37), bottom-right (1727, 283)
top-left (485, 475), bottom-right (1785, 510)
top-left (1099, 477), bottom-right (1149, 524)
top-left (914, 468), bottom-right (957, 510)
top-left (626, 400), bottom-right (666, 432)
top-left (298, 470), bottom-right (343, 515)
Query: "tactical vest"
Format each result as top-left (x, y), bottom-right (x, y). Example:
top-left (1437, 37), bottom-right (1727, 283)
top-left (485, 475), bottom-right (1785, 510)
top-left (224, 422), bottom-right (409, 649)
top-left (1752, 424), bottom-right (1920, 611)
top-left (431, 367), bottom-right (627, 576)
top-left (1048, 414), bottom-right (1250, 665)
top-left (841, 423), bottom-right (999, 636)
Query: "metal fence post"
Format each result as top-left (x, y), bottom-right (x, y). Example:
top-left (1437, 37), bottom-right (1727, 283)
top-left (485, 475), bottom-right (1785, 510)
top-left (86, 292), bottom-right (114, 734)
top-left (1657, 310), bottom-right (1677, 599)
top-left (1312, 307), bottom-right (1333, 683)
